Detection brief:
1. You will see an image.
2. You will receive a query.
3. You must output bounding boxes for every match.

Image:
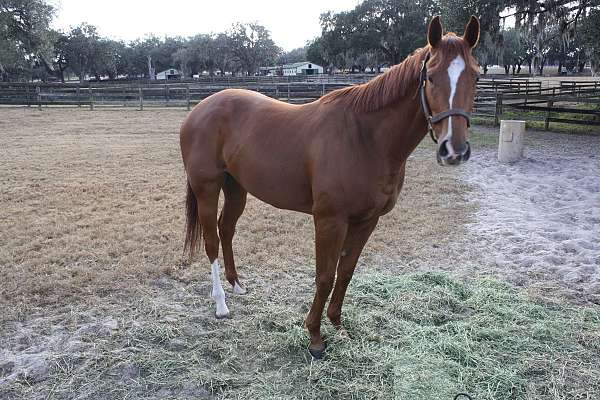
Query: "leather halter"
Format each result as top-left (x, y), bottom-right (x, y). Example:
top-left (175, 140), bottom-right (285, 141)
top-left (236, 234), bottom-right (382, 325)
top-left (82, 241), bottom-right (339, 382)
top-left (419, 53), bottom-right (471, 144)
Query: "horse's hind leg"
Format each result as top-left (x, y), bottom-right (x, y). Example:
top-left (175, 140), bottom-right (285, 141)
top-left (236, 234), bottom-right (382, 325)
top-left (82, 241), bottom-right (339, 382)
top-left (189, 174), bottom-right (230, 318)
top-left (218, 173), bottom-right (248, 294)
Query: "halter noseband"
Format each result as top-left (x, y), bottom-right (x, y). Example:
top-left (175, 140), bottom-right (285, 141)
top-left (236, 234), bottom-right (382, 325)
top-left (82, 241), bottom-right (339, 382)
top-left (419, 53), bottom-right (471, 144)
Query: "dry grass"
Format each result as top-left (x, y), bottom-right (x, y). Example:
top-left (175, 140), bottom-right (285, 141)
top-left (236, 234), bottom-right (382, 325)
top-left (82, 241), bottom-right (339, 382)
top-left (0, 107), bottom-right (469, 323)
top-left (1, 107), bottom-right (598, 399)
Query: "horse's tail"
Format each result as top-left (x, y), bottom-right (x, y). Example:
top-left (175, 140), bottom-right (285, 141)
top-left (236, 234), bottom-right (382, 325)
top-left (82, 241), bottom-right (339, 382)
top-left (184, 180), bottom-right (201, 259)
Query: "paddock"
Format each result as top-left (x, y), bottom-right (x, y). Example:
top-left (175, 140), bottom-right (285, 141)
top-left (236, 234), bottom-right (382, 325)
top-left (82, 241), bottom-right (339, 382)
top-left (0, 108), bottom-right (598, 399)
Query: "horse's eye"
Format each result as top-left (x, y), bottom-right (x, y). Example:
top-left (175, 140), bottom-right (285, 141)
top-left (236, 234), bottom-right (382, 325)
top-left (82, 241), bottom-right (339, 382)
top-left (428, 76), bottom-right (434, 84)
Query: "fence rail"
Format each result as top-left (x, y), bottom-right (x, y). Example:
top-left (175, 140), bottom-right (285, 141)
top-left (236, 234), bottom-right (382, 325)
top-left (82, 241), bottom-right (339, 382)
top-left (2, 77), bottom-right (599, 130)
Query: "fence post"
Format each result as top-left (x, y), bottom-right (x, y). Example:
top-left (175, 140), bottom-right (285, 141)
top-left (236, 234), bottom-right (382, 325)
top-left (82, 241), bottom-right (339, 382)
top-left (287, 82), bottom-right (290, 102)
top-left (495, 92), bottom-right (503, 126)
top-left (89, 87), bottom-right (94, 110)
top-left (77, 85), bottom-right (81, 107)
top-left (545, 89), bottom-right (555, 130)
top-left (26, 85), bottom-right (31, 107)
top-left (36, 86), bottom-right (41, 109)
top-left (186, 85), bottom-right (190, 111)
top-left (322, 82), bottom-right (325, 96)
top-left (165, 84), bottom-right (169, 106)
top-left (139, 87), bottom-right (144, 111)
top-left (498, 120), bottom-right (526, 163)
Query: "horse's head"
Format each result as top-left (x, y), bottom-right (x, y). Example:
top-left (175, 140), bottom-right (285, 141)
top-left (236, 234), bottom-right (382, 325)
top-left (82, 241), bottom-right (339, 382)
top-left (421, 16), bottom-right (480, 166)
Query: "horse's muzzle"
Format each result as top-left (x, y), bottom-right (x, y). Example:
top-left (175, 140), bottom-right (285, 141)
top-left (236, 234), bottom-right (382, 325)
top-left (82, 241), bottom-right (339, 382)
top-left (437, 139), bottom-right (471, 166)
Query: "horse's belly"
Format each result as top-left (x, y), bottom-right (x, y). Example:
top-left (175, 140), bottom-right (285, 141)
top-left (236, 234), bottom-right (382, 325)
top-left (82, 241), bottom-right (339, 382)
top-left (226, 160), bottom-right (313, 214)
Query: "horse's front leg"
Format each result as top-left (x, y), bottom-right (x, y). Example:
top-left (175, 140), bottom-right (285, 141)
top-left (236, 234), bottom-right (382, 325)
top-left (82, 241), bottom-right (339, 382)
top-left (327, 217), bottom-right (379, 331)
top-left (305, 216), bottom-right (348, 359)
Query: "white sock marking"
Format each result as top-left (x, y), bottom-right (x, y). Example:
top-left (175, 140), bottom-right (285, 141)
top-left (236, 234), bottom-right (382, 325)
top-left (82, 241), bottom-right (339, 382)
top-left (211, 260), bottom-right (230, 318)
top-left (444, 55), bottom-right (466, 156)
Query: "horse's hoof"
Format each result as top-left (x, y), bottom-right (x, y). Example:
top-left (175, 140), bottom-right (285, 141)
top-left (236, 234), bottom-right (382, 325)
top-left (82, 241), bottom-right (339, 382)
top-left (233, 281), bottom-right (247, 295)
top-left (308, 343), bottom-right (327, 360)
top-left (215, 309), bottom-right (231, 319)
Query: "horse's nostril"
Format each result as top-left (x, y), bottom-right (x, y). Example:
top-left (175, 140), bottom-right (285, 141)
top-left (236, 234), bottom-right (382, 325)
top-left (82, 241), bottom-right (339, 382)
top-left (438, 139), bottom-right (450, 158)
top-left (462, 141), bottom-right (471, 161)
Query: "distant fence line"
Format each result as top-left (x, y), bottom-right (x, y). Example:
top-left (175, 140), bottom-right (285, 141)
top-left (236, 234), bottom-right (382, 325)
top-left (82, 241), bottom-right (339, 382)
top-left (0, 82), bottom-right (355, 109)
top-left (1, 77), bottom-right (599, 129)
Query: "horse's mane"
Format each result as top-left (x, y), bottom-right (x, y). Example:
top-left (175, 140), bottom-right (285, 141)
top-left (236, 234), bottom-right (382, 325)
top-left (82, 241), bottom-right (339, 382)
top-left (320, 34), bottom-right (478, 113)
top-left (320, 48), bottom-right (428, 113)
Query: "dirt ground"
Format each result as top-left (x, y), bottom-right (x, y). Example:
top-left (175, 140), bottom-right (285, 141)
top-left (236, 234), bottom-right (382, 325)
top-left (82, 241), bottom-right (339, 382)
top-left (0, 107), bottom-right (598, 399)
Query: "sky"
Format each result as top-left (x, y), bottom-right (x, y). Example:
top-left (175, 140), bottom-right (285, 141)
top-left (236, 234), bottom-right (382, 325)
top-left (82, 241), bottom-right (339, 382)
top-left (49, 0), bottom-right (359, 51)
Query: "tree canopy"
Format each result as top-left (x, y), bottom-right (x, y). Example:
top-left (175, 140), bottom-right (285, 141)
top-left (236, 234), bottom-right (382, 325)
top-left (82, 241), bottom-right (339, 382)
top-left (1, 0), bottom-right (600, 81)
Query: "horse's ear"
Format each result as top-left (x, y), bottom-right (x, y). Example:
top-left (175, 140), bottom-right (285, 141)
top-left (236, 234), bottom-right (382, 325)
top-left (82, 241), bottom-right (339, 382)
top-left (428, 16), bottom-right (443, 48)
top-left (463, 16), bottom-right (480, 48)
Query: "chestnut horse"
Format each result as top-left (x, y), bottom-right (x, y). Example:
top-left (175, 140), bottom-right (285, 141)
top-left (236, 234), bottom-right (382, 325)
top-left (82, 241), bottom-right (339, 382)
top-left (180, 16), bottom-right (480, 358)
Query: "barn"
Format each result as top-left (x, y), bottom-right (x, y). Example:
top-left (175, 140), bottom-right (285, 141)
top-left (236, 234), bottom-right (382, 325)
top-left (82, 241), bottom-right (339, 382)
top-left (259, 66), bottom-right (282, 76)
top-left (282, 62), bottom-right (324, 76)
top-left (156, 68), bottom-right (182, 80)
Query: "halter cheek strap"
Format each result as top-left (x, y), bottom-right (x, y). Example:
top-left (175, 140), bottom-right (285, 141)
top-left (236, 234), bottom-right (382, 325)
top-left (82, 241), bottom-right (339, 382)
top-left (419, 53), bottom-right (471, 144)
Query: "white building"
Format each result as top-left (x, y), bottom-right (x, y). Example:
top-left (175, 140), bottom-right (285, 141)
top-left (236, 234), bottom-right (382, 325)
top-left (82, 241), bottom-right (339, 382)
top-left (282, 62), bottom-right (324, 76)
top-left (155, 68), bottom-right (182, 80)
top-left (259, 66), bottom-right (281, 76)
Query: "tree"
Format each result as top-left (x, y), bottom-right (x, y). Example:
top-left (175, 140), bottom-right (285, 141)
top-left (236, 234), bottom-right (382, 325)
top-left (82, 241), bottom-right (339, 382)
top-left (63, 23), bottom-right (102, 82)
top-left (306, 38), bottom-right (328, 70)
top-left (0, 0), bottom-right (55, 81)
top-left (500, 28), bottom-right (524, 75)
top-left (277, 47), bottom-right (307, 65)
top-left (317, 0), bottom-right (438, 71)
top-left (580, 8), bottom-right (600, 76)
top-left (49, 30), bottom-right (70, 82)
top-left (440, 0), bottom-right (512, 74)
top-left (127, 37), bottom-right (158, 78)
top-left (226, 22), bottom-right (281, 75)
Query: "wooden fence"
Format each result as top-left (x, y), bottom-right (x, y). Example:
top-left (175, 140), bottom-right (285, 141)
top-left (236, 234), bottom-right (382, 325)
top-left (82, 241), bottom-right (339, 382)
top-left (1, 78), bottom-right (599, 130)
top-left (0, 82), bottom-right (352, 109)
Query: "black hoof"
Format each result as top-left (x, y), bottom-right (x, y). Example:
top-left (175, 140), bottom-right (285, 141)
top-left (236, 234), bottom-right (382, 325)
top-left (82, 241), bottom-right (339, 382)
top-left (308, 342), bottom-right (327, 360)
top-left (215, 312), bottom-right (231, 319)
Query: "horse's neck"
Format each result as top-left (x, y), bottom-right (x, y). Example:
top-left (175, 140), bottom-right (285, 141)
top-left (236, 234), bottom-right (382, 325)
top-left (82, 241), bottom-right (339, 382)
top-left (368, 96), bottom-right (429, 168)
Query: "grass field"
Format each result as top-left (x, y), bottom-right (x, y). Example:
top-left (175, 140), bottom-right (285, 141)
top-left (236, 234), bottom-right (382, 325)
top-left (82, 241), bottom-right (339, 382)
top-left (1, 107), bottom-right (598, 399)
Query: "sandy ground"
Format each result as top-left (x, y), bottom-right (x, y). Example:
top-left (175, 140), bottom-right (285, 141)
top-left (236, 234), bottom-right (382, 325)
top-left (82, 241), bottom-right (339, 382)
top-left (0, 107), bottom-right (598, 398)
top-left (461, 128), bottom-right (600, 304)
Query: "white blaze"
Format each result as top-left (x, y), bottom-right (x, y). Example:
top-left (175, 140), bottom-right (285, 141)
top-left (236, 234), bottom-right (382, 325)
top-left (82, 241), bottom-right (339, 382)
top-left (211, 260), bottom-right (230, 318)
top-left (445, 55), bottom-right (466, 152)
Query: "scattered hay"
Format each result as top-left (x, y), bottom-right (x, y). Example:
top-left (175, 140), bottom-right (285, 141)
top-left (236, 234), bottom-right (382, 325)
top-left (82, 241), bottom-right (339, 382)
top-left (2, 272), bottom-right (597, 399)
